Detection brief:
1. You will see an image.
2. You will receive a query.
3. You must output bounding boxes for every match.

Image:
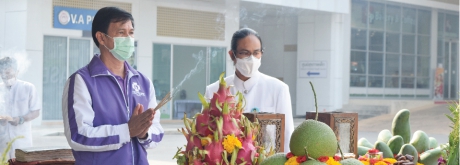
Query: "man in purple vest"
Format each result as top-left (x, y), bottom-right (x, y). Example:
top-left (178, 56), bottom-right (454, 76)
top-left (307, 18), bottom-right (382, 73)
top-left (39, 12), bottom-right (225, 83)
top-left (62, 7), bottom-right (164, 165)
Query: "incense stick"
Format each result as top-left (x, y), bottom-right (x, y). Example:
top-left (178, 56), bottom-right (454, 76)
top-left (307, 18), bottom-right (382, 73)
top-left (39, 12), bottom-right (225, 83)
top-left (153, 91), bottom-right (173, 111)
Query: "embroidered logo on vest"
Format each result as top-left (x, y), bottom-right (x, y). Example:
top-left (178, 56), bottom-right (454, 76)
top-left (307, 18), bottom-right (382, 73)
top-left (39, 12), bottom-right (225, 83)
top-left (132, 82), bottom-right (145, 96)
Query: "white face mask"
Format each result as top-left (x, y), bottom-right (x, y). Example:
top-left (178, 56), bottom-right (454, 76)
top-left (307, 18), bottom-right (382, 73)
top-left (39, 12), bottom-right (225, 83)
top-left (235, 55), bottom-right (261, 77)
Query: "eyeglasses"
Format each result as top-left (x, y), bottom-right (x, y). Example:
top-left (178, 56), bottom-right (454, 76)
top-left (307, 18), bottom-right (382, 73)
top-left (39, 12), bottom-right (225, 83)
top-left (233, 50), bottom-right (263, 59)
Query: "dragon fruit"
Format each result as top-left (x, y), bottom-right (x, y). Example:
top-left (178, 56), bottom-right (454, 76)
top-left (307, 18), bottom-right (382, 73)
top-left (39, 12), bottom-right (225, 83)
top-left (174, 72), bottom-right (273, 165)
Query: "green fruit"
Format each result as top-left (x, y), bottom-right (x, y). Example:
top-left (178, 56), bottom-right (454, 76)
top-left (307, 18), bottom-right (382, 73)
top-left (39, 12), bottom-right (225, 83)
top-left (300, 160), bottom-right (327, 165)
top-left (358, 138), bottom-right (374, 148)
top-left (374, 141), bottom-right (394, 158)
top-left (410, 130), bottom-right (430, 153)
top-left (428, 137), bottom-right (438, 149)
top-left (340, 158), bottom-right (364, 165)
top-left (398, 144), bottom-right (418, 163)
top-left (260, 153), bottom-right (287, 165)
top-left (387, 135), bottom-right (404, 155)
top-left (391, 109), bottom-right (411, 144)
top-left (358, 146), bottom-right (371, 156)
top-left (419, 148), bottom-right (442, 165)
top-left (289, 120), bottom-right (338, 159)
top-left (377, 129), bottom-right (392, 144)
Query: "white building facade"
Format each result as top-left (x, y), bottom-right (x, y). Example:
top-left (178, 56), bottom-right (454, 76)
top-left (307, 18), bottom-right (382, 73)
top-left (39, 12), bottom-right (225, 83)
top-left (0, 0), bottom-right (457, 122)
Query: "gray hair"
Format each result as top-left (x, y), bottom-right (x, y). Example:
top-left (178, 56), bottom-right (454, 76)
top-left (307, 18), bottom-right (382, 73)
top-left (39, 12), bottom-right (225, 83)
top-left (0, 57), bottom-right (18, 72)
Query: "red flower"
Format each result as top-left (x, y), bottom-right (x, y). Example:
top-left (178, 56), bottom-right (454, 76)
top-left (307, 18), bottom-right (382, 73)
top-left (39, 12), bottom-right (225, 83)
top-left (368, 149), bottom-right (380, 154)
top-left (286, 152), bottom-right (294, 159)
top-left (334, 155), bottom-right (341, 161)
top-left (318, 156), bottom-right (329, 162)
top-left (296, 156), bottom-right (307, 163)
top-left (255, 153), bottom-right (259, 157)
top-left (358, 156), bottom-right (367, 161)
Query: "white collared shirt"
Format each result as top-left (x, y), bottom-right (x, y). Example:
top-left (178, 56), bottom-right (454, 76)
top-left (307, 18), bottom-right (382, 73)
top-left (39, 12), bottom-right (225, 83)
top-left (205, 71), bottom-right (294, 152)
top-left (0, 80), bottom-right (40, 159)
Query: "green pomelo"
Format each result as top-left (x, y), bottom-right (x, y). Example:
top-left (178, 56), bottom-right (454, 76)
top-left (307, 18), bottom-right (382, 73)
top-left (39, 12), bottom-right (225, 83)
top-left (289, 120), bottom-right (338, 159)
top-left (387, 135), bottom-right (404, 155)
top-left (260, 153), bottom-right (287, 165)
top-left (340, 158), bottom-right (364, 165)
top-left (419, 148), bottom-right (442, 165)
top-left (358, 138), bottom-right (374, 149)
top-left (357, 146), bottom-right (371, 156)
top-left (374, 141), bottom-right (394, 158)
top-left (300, 160), bottom-right (327, 165)
top-left (377, 129), bottom-right (392, 144)
top-left (398, 144), bottom-right (418, 163)
top-left (391, 109), bottom-right (411, 144)
top-left (409, 130), bottom-right (430, 153)
top-left (428, 137), bottom-right (438, 149)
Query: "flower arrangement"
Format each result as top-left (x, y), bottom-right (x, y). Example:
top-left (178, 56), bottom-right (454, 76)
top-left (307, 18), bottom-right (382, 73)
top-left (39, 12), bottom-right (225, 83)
top-left (173, 73), bottom-right (273, 165)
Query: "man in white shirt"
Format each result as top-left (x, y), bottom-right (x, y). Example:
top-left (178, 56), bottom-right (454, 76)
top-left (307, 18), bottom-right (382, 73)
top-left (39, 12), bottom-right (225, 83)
top-left (204, 28), bottom-right (294, 152)
top-left (0, 57), bottom-right (40, 159)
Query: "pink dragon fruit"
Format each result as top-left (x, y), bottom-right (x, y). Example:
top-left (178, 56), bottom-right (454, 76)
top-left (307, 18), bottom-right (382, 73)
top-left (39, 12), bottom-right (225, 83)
top-left (174, 72), bottom-right (270, 165)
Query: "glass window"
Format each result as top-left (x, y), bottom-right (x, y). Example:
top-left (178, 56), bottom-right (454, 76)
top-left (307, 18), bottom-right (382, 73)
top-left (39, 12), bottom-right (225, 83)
top-left (369, 31), bottom-right (384, 51)
top-left (417, 10), bottom-right (431, 35)
top-left (369, 53), bottom-right (383, 75)
top-left (69, 39), bottom-right (91, 75)
top-left (351, 28), bottom-right (367, 50)
top-left (385, 54), bottom-right (400, 75)
top-left (351, 75), bottom-right (366, 87)
top-left (172, 45), bottom-right (207, 119)
top-left (401, 55), bottom-right (415, 77)
top-left (351, 0), bottom-right (367, 28)
top-left (350, 51), bottom-right (367, 74)
top-left (386, 5), bottom-right (401, 32)
top-left (368, 76), bottom-right (383, 87)
top-left (417, 35), bottom-right (430, 55)
top-left (402, 8), bottom-right (416, 33)
top-left (369, 2), bottom-right (385, 30)
top-left (438, 13), bottom-right (444, 36)
top-left (445, 14), bottom-right (459, 38)
top-left (386, 33), bottom-right (400, 53)
top-left (402, 34), bottom-right (415, 54)
top-left (417, 56), bottom-right (430, 77)
top-left (209, 47), bottom-right (226, 83)
top-left (153, 44), bottom-right (171, 119)
top-left (416, 77), bottom-right (429, 89)
top-left (385, 76), bottom-right (399, 88)
top-left (401, 77), bottom-right (415, 88)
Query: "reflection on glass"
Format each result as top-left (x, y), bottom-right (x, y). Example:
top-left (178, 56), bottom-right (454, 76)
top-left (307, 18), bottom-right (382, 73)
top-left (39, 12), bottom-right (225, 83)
top-left (351, 51), bottom-right (366, 74)
top-left (369, 2), bottom-right (385, 29)
top-left (368, 76), bottom-right (383, 87)
top-left (369, 31), bottom-right (384, 51)
top-left (369, 53), bottom-right (383, 75)
top-left (401, 77), bottom-right (414, 88)
top-left (417, 35), bottom-right (430, 55)
top-left (438, 13), bottom-right (444, 36)
top-left (402, 34), bottom-right (415, 54)
top-left (445, 14), bottom-right (459, 38)
top-left (351, 0), bottom-right (367, 28)
top-left (385, 76), bottom-right (399, 88)
top-left (350, 75), bottom-right (366, 87)
top-left (450, 43), bottom-right (458, 98)
top-left (401, 55), bottom-right (415, 76)
top-left (351, 28), bottom-right (367, 50)
top-left (385, 54), bottom-right (400, 75)
top-left (69, 39), bottom-right (91, 76)
top-left (402, 8), bottom-right (416, 33)
top-left (153, 44), bottom-right (171, 119)
top-left (386, 33), bottom-right (400, 53)
top-left (386, 5), bottom-right (401, 32)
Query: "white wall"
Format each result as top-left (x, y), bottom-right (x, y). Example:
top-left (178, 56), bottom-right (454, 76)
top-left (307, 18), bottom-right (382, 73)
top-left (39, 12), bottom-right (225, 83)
top-left (242, 0), bottom-right (349, 14)
top-left (296, 10), bottom-right (350, 116)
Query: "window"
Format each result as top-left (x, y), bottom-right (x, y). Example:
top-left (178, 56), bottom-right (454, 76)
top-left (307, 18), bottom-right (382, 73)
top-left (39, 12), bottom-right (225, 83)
top-left (350, 0), bottom-right (432, 98)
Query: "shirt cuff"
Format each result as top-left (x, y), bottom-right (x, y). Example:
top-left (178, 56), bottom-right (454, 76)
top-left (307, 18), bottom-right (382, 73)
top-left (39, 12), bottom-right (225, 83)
top-left (119, 123), bottom-right (131, 144)
top-left (137, 130), bottom-right (153, 146)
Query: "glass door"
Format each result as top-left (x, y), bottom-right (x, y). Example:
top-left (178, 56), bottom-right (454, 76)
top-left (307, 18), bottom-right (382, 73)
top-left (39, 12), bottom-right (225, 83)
top-left (443, 41), bottom-right (458, 100)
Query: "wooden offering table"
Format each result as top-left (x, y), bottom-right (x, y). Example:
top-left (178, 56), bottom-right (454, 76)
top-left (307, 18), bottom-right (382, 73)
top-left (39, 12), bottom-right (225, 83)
top-left (243, 112), bottom-right (285, 153)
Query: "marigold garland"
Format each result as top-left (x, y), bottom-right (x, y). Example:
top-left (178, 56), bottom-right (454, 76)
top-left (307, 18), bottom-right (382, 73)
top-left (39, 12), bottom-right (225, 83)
top-left (222, 134), bottom-right (242, 154)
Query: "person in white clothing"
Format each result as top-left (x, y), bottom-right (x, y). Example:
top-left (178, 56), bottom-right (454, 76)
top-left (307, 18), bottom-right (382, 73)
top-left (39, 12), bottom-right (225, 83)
top-left (204, 28), bottom-right (294, 152)
top-left (0, 57), bottom-right (40, 159)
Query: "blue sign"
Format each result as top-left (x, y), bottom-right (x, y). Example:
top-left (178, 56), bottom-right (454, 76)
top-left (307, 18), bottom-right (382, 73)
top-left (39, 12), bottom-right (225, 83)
top-left (53, 6), bottom-right (97, 31)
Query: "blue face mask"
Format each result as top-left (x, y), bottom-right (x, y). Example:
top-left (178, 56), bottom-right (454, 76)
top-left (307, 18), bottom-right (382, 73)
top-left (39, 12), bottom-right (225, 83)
top-left (103, 34), bottom-right (135, 61)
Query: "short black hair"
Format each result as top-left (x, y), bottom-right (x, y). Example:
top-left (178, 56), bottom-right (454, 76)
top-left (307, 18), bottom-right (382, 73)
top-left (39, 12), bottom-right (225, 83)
top-left (92, 7), bottom-right (134, 48)
top-left (0, 57), bottom-right (17, 72)
top-left (230, 28), bottom-right (263, 51)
